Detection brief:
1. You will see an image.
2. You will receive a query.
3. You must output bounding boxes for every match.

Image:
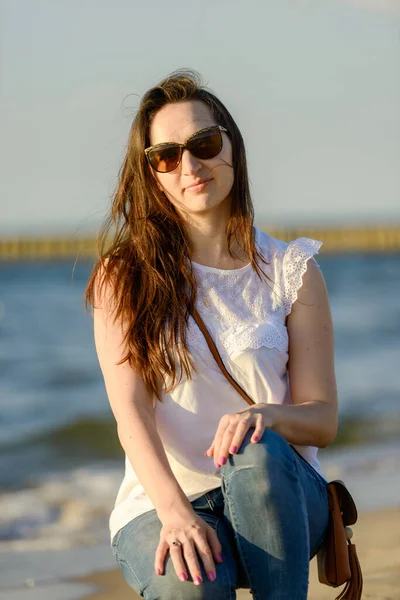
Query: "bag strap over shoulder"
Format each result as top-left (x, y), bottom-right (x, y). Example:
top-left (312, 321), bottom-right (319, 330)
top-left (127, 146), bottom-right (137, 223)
top-left (191, 307), bottom-right (255, 407)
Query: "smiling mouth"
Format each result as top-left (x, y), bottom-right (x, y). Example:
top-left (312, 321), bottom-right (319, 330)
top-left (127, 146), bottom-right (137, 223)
top-left (185, 179), bottom-right (212, 191)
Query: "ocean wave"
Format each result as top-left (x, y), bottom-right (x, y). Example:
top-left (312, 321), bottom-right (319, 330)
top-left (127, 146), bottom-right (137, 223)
top-left (0, 417), bottom-right (123, 488)
top-left (0, 463), bottom-right (123, 549)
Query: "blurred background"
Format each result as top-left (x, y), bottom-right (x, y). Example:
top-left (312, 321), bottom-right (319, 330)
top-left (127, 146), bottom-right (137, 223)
top-left (1, 0), bottom-right (399, 598)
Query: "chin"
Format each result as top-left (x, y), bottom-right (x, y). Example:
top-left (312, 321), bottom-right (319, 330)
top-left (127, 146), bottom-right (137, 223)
top-left (166, 190), bottom-right (231, 217)
top-left (187, 195), bottom-right (227, 213)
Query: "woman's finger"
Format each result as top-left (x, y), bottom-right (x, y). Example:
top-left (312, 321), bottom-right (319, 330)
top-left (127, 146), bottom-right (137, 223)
top-left (180, 540), bottom-right (203, 585)
top-left (250, 417), bottom-right (265, 444)
top-left (207, 525), bottom-right (224, 565)
top-left (208, 409), bottom-right (267, 466)
top-left (193, 534), bottom-right (218, 582)
top-left (154, 539), bottom-right (169, 575)
top-left (231, 418), bottom-right (264, 453)
top-left (168, 541), bottom-right (192, 582)
top-left (204, 440), bottom-right (215, 457)
top-left (217, 422), bottom-right (249, 464)
top-left (209, 415), bottom-right (229, 468)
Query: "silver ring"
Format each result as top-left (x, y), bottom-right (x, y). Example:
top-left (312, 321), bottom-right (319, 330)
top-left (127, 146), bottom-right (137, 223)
top-left (172, 541), bottom-right (181, 546)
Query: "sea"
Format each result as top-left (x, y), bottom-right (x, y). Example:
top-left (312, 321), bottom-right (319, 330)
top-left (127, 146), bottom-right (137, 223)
top-left (1, 252), bottom-right (400, 598)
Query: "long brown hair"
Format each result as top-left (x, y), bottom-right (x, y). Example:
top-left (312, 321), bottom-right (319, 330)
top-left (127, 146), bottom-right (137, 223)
top-left (84, 68), bottom-right (269, 402)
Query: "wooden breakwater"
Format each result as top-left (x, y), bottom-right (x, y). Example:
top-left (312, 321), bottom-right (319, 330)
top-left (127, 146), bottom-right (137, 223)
top-left (0, 226), bottom-right (400, 261)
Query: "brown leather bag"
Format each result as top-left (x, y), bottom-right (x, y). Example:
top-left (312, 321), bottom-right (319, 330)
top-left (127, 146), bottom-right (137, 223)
top-left (191, 307), bottom-right (363, 600)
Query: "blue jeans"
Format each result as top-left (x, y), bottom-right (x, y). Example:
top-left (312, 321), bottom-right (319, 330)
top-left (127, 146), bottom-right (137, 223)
top-left (111, 428), bottom-right (329, 599)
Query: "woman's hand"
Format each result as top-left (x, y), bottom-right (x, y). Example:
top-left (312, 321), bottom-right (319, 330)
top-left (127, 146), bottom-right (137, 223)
top-left (155, 509), bottom-right (224, 585)
top-left (204, 403), bottom-right (272, 467)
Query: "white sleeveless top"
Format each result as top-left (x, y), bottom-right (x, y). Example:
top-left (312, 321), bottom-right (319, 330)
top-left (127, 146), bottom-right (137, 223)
top-left (109, 227), bottom-right (326, 543)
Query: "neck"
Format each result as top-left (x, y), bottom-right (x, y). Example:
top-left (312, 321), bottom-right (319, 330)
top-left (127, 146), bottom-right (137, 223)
top-left (184, 203), bottom-right (249, 269)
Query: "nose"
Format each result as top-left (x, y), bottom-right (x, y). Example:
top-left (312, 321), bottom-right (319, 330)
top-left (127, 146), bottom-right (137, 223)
top-left (180, 148), bottom-right (202, 174)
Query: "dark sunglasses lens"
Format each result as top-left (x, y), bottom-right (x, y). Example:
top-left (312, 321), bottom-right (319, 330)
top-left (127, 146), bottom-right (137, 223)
top-left (148, 145), bottom-right (181, 172)
top-left (188, 128), bottom-right (222, 160)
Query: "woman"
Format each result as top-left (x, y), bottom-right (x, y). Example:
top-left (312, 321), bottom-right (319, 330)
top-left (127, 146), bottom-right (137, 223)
top-left (85, 69), bottom-right (338, 600)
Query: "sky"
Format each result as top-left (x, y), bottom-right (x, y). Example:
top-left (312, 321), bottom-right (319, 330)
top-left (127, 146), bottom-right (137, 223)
top-left (0, 0), bottom-right (399, 236)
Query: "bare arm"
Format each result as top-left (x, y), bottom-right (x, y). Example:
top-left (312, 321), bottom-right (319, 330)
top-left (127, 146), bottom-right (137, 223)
top-left (267, 258), bottom-right (339, 448)
top-left (93, 268), bottom-right (194, 520)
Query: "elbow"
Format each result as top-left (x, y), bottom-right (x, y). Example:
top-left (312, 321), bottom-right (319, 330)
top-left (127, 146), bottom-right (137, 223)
top-left (116, 423), bottom-right (130, 452)
top-left (318, 434), bottom-right (335, 449)
top-left (319, 419), bottom-right (338, 449)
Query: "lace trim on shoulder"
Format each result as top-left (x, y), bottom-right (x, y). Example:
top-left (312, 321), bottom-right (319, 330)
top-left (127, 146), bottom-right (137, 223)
top-left (280, 237), bottom-right (323, 316)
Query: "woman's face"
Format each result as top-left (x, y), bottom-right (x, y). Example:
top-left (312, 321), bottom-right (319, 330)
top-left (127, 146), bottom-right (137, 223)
top-left (148, 100), bottom-right (234, 218)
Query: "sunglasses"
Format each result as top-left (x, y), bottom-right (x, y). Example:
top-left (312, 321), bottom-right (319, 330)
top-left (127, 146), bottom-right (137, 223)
top-left (145, 125), bottom-right (228, 173)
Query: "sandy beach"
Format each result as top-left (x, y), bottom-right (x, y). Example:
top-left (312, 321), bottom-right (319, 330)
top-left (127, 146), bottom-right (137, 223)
top-left (73, 506), bottom-right (400, 600)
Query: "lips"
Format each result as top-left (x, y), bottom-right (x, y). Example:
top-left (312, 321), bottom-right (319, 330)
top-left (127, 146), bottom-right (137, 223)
top-left (185, 178), bottom-right (212, 191)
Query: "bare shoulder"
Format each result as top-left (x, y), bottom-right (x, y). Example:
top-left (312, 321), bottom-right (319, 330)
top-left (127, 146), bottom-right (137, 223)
top-left (93, 257), bottom-right (119, 315)
top-left (286, 256), bottom-right (337, 420)
top-left (289, 257), bottom-right (329, 314)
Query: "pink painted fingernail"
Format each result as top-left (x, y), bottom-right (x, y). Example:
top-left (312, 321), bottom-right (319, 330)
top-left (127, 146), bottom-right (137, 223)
top-left (208, 571), bottom-right (216, 581)
top-left (218, 553), bottom-right (223, 562)
top-left (253, 436), bottom-right (260, 442)
top-left (219, 456), bottom-right (227, 465)
top-left (194, 576), bottom-right (202, 585)
top-left (156, 568), bottom-right (162, 575)
top-left (230, 446), bottom-right (238, 453)
top-left (179, 572), bottom-right (187, 581)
